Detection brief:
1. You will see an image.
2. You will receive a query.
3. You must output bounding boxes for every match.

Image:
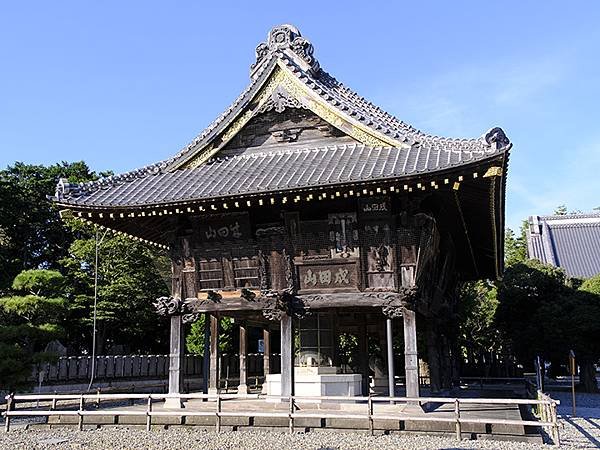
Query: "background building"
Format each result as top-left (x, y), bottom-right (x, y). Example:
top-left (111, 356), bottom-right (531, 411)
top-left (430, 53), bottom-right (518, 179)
top-left (526, 212), bottom-right (600, 279)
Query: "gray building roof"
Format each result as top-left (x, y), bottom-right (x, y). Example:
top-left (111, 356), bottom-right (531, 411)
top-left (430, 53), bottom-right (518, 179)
top-left (526, 213), bottom-right (600, 279)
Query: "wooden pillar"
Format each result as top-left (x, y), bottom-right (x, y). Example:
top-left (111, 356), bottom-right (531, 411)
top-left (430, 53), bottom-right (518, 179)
top-left (263, 328), bottom-right (271, 376)
top-left (403, 309), bottom-right (419, 398)
top-left (209, 314), bottom-right (220, 395)
top-left (358, 316), bottom-right (369, 396)
top-left (202, 313), bottom-right (210, 394)
top-left (386, 318), bottom-right (395, 398)
top-left (332, 313), bottom-right (340, 367)
top-left (238, 322), bottom-right (248, 394)
top-left (441, 335), bottom-right (452, 389)
top-left (280, 314), bottom-right (294, 398)
top-left (165, 315), bottom-right (185, 408)
top-left (426, 325), bottom-right (442, 393)
top-left (376, 328), bottom-right (388, 395)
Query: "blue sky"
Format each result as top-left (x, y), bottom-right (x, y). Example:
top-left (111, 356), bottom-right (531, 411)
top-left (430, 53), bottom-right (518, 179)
top-left (1, 1), bottom-right (599, 230)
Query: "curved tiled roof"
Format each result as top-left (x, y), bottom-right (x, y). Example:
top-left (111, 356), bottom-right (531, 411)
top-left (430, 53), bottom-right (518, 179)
top-left (53, 24), bottom-right (511, 209)
top-left (167, 49), bottom-right (500, 169)
top-left (56, 143), bottom-right (505, 208)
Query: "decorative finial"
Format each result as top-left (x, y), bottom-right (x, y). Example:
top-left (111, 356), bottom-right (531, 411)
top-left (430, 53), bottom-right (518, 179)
top-left (55, 177), bottom-right (80, 200)
top-left (251, 24), bottom-right (320, 79)
top-left (483, 127), bottom-right (510, 150)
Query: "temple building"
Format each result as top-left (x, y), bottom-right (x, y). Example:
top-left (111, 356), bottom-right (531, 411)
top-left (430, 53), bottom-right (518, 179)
top-left (54, 24), bottom-right (511, 406)
top-left (526, 212), bottom-right (600, 279)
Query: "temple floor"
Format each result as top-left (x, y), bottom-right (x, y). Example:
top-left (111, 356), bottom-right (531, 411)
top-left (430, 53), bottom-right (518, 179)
top-left (43, 397), bottom-right (538, 440)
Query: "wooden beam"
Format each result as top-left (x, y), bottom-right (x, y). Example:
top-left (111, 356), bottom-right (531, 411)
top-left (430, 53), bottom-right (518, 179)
top-left (183, 292), bottom-right (407, 313)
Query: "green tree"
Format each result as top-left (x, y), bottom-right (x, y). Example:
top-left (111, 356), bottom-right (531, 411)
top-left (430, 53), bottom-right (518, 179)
top-left (496, 260), bottom-right (569, 367)
top-left (580, 273), bottom-right (600, 295)
top-left (576, 273), bottom-right (600, 392)
top-left (0, 161), bottom-right (103, 292)
top-left (0, 270), bottom-right (67, 391)
top-left (60, 228), bottom-right (171, 354)
top-left (554, 204), bottom-right (568, 215)
top-left (504, 225), bottom-right (527, 267)
top-left (186, 316), bottom-right (233, 355)
top-left (497, 261), bottom-right (600, 392)
top-left (458, 281), bottom-right (504, 374)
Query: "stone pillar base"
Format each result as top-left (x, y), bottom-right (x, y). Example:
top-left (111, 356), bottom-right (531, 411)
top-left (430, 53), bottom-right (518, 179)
top-left (401, 402), bottom-right (425, 414)
top-left (163, 397), bottom-right (185, 409)
top-left (369, 376), bottom-right (389, 395)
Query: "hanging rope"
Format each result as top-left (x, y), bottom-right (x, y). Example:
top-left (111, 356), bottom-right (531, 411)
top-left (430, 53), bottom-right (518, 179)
top-left (87, 227), bottom-right (109, 392)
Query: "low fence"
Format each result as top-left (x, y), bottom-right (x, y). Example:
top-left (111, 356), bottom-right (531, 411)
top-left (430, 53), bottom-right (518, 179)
top-left (30, 354), bottom-right (280, 384)
top-left (2, 392), bottom-right (561, 445)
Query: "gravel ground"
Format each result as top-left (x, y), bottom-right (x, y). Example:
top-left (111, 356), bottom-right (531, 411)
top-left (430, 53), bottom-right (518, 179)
top-left (551, 390), bottom-right (600, 449)
top-left (0, 421), bottom-right (597, 450)
top-left (0, 428), bottom-right (557, 450)
top-left (0, 392), bottom-right (597, 449)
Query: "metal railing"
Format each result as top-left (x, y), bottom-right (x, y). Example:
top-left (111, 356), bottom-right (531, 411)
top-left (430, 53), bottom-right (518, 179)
top-left (3, 392), bottom-right (560, 444)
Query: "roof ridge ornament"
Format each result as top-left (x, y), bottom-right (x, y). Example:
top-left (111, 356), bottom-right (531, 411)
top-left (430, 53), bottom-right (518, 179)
top-left (258, 85), bottom-right (303, 114)
top-left (483, 127), bottom-right (510, 150)
top-left (251, 24), bottom-right (320, 80)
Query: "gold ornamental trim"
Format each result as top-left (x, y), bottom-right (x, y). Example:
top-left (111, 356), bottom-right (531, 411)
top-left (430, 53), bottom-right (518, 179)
top-left (181, 63), bottom-right (404, 169)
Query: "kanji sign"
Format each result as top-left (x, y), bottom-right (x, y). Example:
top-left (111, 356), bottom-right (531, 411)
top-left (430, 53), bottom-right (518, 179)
top-left (359, 197), bottom-right (391, 217)
top-left (298, 263), bottom-right (357, 291)
top-left (198, 213), bottom-right (250, 243)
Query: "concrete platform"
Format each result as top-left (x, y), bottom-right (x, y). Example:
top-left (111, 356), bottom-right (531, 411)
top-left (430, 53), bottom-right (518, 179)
top-left (43, 397), bottom-right (542, 442)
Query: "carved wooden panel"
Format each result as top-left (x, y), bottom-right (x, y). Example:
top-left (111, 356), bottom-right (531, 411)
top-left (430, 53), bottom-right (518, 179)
top-left (328, 213), bottom-right (359, 258)
top-left (221, 255), bottom-right (235, 290)
top-left (181, 236), bottom-right (198, 298)
top-left (171, 258), bottom-right (183, 298)
top-left (233, 256), bottom-right (260, 289)
top-left (221, 108), bottom-right (352, 155)
top-left (294, 220), bottom-right (331, 257)
top-left (197, 258), bottom-right (224, 290)
top-left (361, 218), bottom-right (396, 291)
top-left (397, 228), bottom-right (418, 264)
top-left (397, 227), bottom-right (420, 288)
top-left (267, 250), bottom-right (287, 291)
top-left (182, 269), bottom-right (197, 298)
